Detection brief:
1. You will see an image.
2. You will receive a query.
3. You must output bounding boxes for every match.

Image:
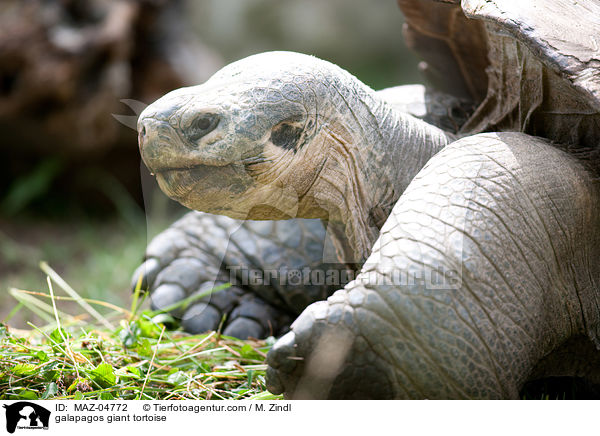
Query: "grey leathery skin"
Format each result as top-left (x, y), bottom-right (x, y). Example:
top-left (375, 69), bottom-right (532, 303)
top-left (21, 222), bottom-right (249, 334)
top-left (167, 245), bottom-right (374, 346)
top-left (266, 133), bottom-right (600, 398)
top-left (132, 212), bottom-right (348, 339)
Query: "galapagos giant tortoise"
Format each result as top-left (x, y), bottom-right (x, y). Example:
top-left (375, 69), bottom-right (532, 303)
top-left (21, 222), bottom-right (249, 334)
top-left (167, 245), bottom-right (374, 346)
top-left (132, 0), bottom-right (600, 399)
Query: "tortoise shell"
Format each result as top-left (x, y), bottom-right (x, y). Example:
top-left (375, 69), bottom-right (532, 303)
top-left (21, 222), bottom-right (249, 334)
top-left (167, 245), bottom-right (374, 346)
top-left (398, 0), bottom-right (600, 148)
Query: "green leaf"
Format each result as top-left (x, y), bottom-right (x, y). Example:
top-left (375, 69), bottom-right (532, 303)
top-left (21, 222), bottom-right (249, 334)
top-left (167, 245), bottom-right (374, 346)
top-left (136, 338), bottom-right (152, 357)
top-left (150, 313), bottom-right (175, 328)
top-left (42, 370), bottom-right (58, 382)
top-left (247, 391), bottom-right (282, 400)
top-left (119, 322), bottom-right (141, 348)
top-left (138, 318), bottom-right (162, 338)
top-left (91, 363), bottom-right (117, 388)
top-left (99, 392), bottom-right (115, 400)
top-left (66, 379), bottom-right (80, 393)
top-left (17, 390), bottom-right (38, 400)
top-left (126, 366), bottom-right (141, 378)
top-left (115, 365), bottom-right (141, 379)
top-left (49, 328), bottom-right (70, 353)
top-left (167, 371), bottom-right (188, 386)
top-left (197, 362), bottom-right (212, 373)
top-left (73, 391), bottom-right (84, 400)
top-left (11, 363), bottom-right (37, 375)
top-left (240, 344), bottom-right (253, 355)
top-left (36, 350), bottom-right (49, 362)
top-left (49, 327), bottom-right (68, 342)
top-left (41, 382), bottom-right (58, 399)
top-left (41, 361), bottom-right (60, 382)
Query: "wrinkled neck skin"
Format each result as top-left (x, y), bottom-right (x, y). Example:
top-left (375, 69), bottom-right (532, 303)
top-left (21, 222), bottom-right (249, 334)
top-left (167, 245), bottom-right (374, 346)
top-left (298, 81), bottom-right (453, 265)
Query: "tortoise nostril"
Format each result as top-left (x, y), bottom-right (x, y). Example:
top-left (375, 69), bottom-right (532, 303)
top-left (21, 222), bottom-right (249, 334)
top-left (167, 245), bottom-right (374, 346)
top-left (138, 123), bottom-right (147, 146)
top-left (138, 120), bottom-right (152, 149)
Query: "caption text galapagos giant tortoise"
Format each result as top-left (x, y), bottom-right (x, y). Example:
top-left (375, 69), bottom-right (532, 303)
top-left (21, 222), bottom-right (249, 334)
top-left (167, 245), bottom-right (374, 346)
top-left (133, 0), bottom-right (600, 399)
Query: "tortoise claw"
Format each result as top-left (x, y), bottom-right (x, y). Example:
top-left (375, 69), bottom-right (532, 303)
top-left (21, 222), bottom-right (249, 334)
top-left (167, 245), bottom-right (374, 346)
top-left (130, 257), bottom-right (161, 292)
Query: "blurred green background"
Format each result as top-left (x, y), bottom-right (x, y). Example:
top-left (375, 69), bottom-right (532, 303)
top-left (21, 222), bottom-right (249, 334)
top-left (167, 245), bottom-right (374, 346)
top-left (0, 0), bottom-right (420, 328)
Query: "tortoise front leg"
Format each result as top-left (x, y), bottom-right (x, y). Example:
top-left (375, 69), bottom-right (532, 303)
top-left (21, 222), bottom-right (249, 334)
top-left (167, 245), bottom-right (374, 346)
top-left (132, 212), bottom-right (347, 338)
top-left (266, 133), bottom-right (600, 399)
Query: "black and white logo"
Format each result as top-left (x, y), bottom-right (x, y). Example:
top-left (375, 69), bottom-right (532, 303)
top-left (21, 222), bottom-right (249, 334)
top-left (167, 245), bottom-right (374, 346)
top-left (2, 402), bottom-right (51, 433)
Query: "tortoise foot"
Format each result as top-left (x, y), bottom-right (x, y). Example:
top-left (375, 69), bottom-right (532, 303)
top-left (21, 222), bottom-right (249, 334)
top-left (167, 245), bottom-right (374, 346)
top-left (132, 211), bottom-right (344, 338)
top-left (146, 278), bottom-right (293, 339)
top-left (130, 212), bottom-right (294, 339)
top-left (266, 291), bottom-right (395, 399)
top-left (180, 287), bottom-right (292, 339)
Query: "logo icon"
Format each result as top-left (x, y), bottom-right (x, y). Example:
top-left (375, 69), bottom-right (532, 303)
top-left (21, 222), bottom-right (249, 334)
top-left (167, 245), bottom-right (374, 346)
top-left (2, 402), bottom-right (51, 434)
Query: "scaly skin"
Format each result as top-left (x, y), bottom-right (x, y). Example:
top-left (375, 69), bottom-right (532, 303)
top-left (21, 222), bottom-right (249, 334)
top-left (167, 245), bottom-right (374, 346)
top-left (132, 83), bottom-right (468, 338)
top-left (132, 212), bottom-right (348, 338)
top-left (136, 52), bottom-right (600, 398)
top-left (267, 133), bottom-right (600, 398)
top-left (137, 52), bottom-right (451, 262)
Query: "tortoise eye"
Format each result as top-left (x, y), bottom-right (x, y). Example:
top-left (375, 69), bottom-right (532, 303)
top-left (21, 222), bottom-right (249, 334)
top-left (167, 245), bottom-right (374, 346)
top-left (271, 122), bottom-right (303, 150)
top-left (186, 114), bottom-right (220, 142)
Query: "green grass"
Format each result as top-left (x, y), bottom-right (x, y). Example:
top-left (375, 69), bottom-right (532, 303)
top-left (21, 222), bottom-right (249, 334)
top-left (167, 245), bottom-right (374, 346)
top-left (0, 264), bottom-right (281, 400)
top-left (0, 170), bottom-right (280, 400)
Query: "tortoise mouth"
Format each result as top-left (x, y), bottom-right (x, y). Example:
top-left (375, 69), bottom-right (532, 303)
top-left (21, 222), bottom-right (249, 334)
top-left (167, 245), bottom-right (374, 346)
top-left (141, 139), bottom-right (235, 175)
top-left (154, 163), bottom-right (254, 208)
top-left (155, 163), bottom-right (228, 195)
top-left (154, 163), bottom-right (210, 174)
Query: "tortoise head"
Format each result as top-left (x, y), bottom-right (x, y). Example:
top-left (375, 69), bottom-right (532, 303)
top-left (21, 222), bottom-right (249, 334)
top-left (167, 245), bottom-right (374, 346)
top-left (138, 51), bottom-right (357, 220)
